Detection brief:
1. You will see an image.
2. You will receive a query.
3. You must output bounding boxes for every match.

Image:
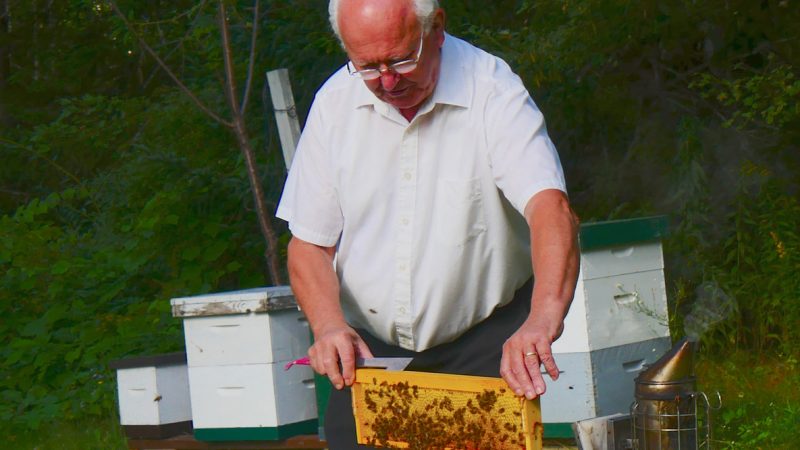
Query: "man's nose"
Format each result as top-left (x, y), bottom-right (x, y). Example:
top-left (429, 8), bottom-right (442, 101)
top-left (379, 70), bottom-right (400, 90)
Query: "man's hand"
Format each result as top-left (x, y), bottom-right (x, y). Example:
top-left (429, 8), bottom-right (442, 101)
top-left (308, 324), bottom-right (374, 390)
top-left (500, 311), bottom-right (564, 399)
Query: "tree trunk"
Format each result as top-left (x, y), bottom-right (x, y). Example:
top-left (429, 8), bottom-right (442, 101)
top-left (109, 0), bottom-right (285, 285)
top-left (218, 0), bottom-right (283, 285)
top-left (233, 117), bottom-right (284, 285)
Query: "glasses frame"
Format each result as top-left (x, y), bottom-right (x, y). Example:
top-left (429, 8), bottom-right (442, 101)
top-left (347, 33), bottom-right (425, 80)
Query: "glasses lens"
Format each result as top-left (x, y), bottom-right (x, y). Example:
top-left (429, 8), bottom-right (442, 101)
top-left (391, 61), bottom-right (417, 74)
top-left (358, 69), bottom-right (381, 80)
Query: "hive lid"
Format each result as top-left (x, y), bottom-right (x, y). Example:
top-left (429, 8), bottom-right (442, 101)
top-left (579, 215), bottom-right (668, 251)
top-left (170, 285), bottom-right (297, 318)
top-left (109, 351), bottom-right (186, 370)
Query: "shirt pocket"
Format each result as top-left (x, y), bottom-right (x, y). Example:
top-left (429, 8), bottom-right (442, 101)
top-left (434, 177), bottom-right (487, 245)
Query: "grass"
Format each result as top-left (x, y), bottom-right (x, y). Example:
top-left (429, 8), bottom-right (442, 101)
top-left (4, 414), bottom-right (128, 450)
top-left (697, 350), bottom-right (800, 449)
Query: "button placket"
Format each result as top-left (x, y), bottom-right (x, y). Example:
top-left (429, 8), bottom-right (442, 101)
top-left (393, 123), bottom-right (418, 349)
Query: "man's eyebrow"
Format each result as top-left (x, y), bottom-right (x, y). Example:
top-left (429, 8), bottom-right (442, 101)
top-left (357, 48), bottom-right (416, 68)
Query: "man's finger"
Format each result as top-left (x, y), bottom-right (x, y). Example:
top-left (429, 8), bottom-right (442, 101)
top-left (500, 350), bottom-right (524, 398)
top-left (338, 340), bottom-right (357, 387)
top-left (308, 345), bottom-right (323, 375)
top-left (355, 338), bottom-right (374, 360)
top-left (513, 349), bottom-right (537, 399)
top-left (524, 352), bottom-right (545, 397)
top-left (539, 348), bottom-right (560, 380)
top-left (323, 346), bottom-right (345, 389)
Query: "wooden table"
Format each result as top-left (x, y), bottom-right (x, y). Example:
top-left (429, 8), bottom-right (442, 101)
top-left (126, 434), bottom-right (327, 450)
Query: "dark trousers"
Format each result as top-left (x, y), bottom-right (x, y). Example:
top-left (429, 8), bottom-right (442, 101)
top-left (323, 278), bottom-right (533, 450)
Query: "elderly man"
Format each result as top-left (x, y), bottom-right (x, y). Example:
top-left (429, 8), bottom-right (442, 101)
top-left (276, 0), bottom-right (579, 447)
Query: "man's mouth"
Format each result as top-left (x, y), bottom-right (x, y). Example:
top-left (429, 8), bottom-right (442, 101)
top-left (385, 87), bottom-right (409, 98)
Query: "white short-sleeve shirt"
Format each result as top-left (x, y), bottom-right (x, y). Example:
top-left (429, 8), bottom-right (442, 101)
top-left (277, 34), bottom-right (566, 351)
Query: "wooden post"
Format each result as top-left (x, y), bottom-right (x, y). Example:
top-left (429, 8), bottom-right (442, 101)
top-left (266, 68), bottom-right (301, 171)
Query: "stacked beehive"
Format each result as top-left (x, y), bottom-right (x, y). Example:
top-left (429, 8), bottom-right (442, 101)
top-left (170, 286), bottom-right (318, 441)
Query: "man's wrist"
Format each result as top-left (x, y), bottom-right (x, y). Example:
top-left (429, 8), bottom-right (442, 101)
top-left (312, 319), bottom-right (351, 338)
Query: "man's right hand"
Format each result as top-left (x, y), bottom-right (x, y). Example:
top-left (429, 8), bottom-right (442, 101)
top-left (287, 237), bottom-right (372, 389)
top-left (308, 324), bottom-right (374, 390)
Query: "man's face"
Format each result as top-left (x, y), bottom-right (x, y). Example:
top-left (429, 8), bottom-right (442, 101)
top-left (339, 0), bottom-right (445, 113)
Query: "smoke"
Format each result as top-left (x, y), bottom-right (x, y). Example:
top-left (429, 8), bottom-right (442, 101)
top-left (683, 281), bottom-right (737, 342)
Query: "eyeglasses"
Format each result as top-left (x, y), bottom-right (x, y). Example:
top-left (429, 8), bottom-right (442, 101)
top-left (347, 33), bottom-right (424, 80)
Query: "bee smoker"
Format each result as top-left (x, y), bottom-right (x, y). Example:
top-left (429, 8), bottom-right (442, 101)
top-left (630, 339), bottom-right (717, 449)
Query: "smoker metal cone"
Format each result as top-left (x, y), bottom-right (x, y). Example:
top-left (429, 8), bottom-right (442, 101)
top-left (635, 338), bottom-right (696, 400)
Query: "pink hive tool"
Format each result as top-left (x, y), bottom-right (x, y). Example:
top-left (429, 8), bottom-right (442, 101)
top-left (284, 356), bottom-right (311, 370)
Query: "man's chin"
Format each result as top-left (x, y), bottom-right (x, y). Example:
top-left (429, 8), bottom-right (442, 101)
top-left (383, 95), bottom-right (422, 111)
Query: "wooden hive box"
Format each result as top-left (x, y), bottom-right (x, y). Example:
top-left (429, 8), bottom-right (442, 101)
top-left (109, 352), bottom-right (193, 439)
top-left (352, 369), bottom-right (543, 449)
top-left (170, 286), bottom-right (318, 441)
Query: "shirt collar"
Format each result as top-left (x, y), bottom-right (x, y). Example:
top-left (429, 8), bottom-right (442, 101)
top-left (353, 33), bottom-right (472, 112)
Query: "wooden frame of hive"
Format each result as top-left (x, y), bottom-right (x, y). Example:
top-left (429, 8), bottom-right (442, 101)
top-left (352, 369), bottom-right (543, 449)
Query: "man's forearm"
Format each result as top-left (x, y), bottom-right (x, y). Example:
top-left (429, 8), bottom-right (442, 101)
top-left (286, 237), bottom-right (347, 336)
top-left (524, 189), bottom-right (580, 331)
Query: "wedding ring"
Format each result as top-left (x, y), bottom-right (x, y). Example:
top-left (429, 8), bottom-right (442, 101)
top-left (524, 351), bottom-right (538, 357)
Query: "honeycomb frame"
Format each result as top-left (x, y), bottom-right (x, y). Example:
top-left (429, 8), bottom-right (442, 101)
top-left (352, 369), bottom-right (543, 449)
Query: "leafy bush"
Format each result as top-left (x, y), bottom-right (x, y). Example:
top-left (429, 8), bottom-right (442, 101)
top-left (0, 93), bottom-right (268, 429)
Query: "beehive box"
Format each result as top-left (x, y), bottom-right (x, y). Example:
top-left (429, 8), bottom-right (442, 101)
top-left (109, 352), bottom-right (192, 439)
top-left (170, 286), bottom-right (317, 441)
top-left (542, 216), bottom-right (672, 437)
top-left (352, 369), bottom-right (542, 449)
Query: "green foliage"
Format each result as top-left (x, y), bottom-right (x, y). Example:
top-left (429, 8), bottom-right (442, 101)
top-left (716, 172), bottom-right (800, 354)
top-left (698, 353), bottom-right (800, 449)
top-left (0, 91), bottom-right (266, 429)
top-left (693, 60), bottom-right (800, 128)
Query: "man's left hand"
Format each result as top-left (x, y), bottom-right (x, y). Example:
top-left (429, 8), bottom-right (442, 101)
top-left (500, 311), bottom-right (564, 400)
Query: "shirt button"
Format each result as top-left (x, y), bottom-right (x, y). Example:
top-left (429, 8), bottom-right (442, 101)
top-left (401, 218), bottom-right (409, 226)
top-left (403, 172), bottom-right (412, 180)
top-left (399, 307), bottom-right (406, 314)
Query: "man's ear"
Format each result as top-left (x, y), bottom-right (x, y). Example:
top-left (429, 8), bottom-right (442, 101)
top-left (433, 9), bottom-right (446, 46)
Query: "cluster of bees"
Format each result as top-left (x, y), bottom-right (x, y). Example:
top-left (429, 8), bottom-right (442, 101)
top-left (359, 379), bottom-right (527, 449)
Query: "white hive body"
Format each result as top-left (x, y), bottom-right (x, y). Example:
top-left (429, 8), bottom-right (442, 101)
top-left (170, 286), bottom-right (317, 441)
top-left (110, 352), bottom-right (193, 439)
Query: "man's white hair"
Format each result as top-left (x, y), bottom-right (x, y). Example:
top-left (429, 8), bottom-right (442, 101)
top-left (328, 0), bottom-right (439, 46)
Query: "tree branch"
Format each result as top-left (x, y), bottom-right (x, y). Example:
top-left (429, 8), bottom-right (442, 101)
top-left (219, 1), bottom-right (241, 118)
top-left (109, 0), bottom-right (233, 128)
top-left (240, 0), bottom-right (259, 115)
top-left (0, 187), bottom-right (32, 199)
top-left (142, 2), bottom-right (209, 90)
top-left (1, 137), bottom-right (82, 185)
